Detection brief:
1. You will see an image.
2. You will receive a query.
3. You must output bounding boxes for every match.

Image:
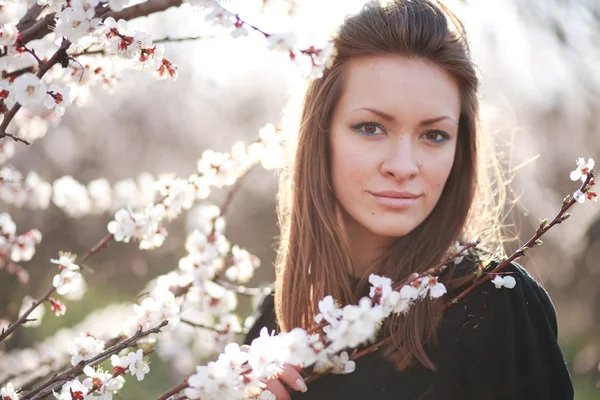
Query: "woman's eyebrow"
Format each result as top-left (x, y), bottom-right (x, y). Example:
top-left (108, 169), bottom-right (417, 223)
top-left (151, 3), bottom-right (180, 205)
top-left (354, 107), bottom-right (458, 126)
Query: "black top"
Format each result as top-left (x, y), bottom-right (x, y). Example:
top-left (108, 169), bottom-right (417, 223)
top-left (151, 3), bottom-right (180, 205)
top-left (244, 262), bottom-right (575, 400)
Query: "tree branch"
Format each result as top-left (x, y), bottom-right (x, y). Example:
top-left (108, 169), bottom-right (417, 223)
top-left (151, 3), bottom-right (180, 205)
top-left (23, 320), bottom-right (168, 400)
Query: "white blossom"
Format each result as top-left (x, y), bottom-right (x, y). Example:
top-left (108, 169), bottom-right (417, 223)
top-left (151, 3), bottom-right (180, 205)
top-left (37, 0), bottom-right (68, 14)
top-left (0, 24), bottom-right (19, 46)
top-left (11, 74), bottom-right (47, 106)
top-left (69, 333), bottom-right (105, 366)
top-left (54, 1), bottom-right (100, 42)
top-left (88, 178), bottom-right (113, 213)
top-left (107, 205), bottom-right (167, 249)
top-left (50, 251), bottom-right (79, 271)
top-left (314, 295), bottom-right (342, 325)
top-left (324, 297), bottom-right (384, 352)
top-left (204, 5), bottom-right (236, 28)
top-left (570, 157), bottom-right (595, 182)
top-left (266, 32), bottom-right (297, 52)
top-left (52, 176), bottom-right (92, 217)
top-left (82, 365), bottom-right (125, 397)
top-left (126, 349), bottom-right (150, 381)
top-left (43, 84), bottom-right (73, 117)
top-left (0, 212), bottom-right (16, 237)
top-left (0, 141), bottom-right (16, 164)
top-left (52, 378), bottom-right (88, 400)
top-left (331, 351), bottom-right (355, 374)
top-left (11, 229), bottom-right (42, 262)
top-left (491, 274), bottom-right (517, 289)
top-left (111, 352), bottom-right (131, 370)
top-left (0, 382), bottom-right (19, 400)
top-left (108, 0), bottom-right (130, 11)
top-left (126, 287), bottom-right (180, 336)
top-left (447, 240), bottom-right (465, 264)
top-left (225, 245), bottom-right (260, 283)
top-left (231, 23), bottom-right (249, 38)
top-left (53, 268), bottom-right (85, 297)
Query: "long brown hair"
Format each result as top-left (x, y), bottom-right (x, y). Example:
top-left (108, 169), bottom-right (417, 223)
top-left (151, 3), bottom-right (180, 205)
top-left (275, 0), bottom-right (507, 371)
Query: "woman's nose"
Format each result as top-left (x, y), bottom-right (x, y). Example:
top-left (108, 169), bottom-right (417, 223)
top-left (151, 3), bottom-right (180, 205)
top-left (380, 137), bottom-right (419, 180)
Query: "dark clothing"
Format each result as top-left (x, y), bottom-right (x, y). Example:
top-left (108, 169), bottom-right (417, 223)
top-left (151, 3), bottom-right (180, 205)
top-left (244, 263), bottom-right (575, 399)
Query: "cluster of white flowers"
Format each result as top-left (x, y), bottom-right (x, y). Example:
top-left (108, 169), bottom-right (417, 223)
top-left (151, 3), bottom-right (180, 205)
top-left (115, 204), bottom-right (261, 374)
top-left (51, 251), bottom-right (86, 300)
top-left (51, 337), bottom-right (149, 399)
top-left (69, 332), bottom-right (105, 366)
top-left (122, 284), bottom-right (181, 337)
top-left (184, 273), bottom-right (446, 399)
top-left (108, 205), bottom-right (168, 250)
top-left (100, 17), bottom-right (178, 80)
top-left (571, 157), bottom-right (597, 203)
top-left (0, 212), bottom-right (42, 265)
top-left (53, 0), bottom-right (101, 43)
top-left (0, 166), bottom-right (157, 215)
top-left (0, 123), bottom-right (287, 221)
top-left (53, 174), bottom-right (157, 217)
top-left (0, 167), bottom-right (52, 209)
top-left (106, 129), bottom-right (283, 249)
top-left (52, 349), bottom-right (147, 400)
top-left (0, 304), bottom-right (132, 390)
top-left (184, 0), bottom-right (336, 79)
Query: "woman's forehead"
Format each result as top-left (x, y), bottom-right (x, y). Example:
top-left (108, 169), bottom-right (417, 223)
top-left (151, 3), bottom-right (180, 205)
top-left (337, 55), bottom-right (461, 121)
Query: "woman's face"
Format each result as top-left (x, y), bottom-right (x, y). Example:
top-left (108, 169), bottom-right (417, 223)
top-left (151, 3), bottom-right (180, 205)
top-left (330, 55), bottom-right (460, 246)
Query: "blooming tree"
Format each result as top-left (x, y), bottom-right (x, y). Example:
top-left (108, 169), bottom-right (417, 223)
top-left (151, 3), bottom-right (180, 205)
top-left (0, 0), bottom-right (598, 399)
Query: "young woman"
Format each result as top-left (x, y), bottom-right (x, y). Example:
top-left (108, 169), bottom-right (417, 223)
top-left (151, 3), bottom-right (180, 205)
top-left (245, 0), bottom-right (575, 399)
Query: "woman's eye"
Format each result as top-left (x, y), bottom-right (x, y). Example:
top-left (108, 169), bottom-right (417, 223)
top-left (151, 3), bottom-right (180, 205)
top-left (352, 122), bottom-right (385, 136)
top-left (423, 130), bottom-right (450, 144)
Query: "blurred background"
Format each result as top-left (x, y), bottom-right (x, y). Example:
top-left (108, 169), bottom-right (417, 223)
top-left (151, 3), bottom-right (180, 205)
top-left (0, 0), bottom-right (599, 398)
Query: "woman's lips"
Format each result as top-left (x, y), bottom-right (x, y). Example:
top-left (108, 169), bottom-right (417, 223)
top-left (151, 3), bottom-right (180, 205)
top-left (370, 193), bottom-right (421, 209)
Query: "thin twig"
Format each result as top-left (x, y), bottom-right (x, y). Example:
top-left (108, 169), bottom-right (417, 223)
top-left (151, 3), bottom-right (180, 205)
top-left (0, 286), bottom-right (54, 342)
top-left (180, 318), bottom-right (247, 335)
top-left (215, 279), bottom-right (272, 296)
top-left (79, 233), bottom-right (114, 265)
top-left (72, 34), bottom-right (218, 59)
top-left (157, 381), bottom-right (189, 400)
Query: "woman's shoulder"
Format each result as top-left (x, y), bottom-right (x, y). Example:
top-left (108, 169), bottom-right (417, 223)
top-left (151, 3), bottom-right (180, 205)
top-left (243, 289), bottom-right (278, 345)
top-left (444, 257), bottom-right (559, 336)
top-left (435, 259), bottom-right (574, 399)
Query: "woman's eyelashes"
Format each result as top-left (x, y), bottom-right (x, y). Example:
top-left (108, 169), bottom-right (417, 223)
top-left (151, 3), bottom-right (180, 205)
top-left (351, 121), bottom-right (385, 136)
top-left (351, 121), bottom-right (451, 144)
top-left (421, 129), bottom-right (451, 144)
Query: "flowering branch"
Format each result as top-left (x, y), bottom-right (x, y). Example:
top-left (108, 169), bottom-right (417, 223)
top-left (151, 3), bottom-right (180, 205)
top-left (74, 34), bottom-right (218, 58)
top-left (21, 320), bottom-right (168, 400)
top-left (0, 38), bottom-right (71, 144)
top-left (0, 229), bottom-right (114, 343)
top-left (0, 286), bottom-right (54, 342)
top-left (180, 318), bottom-right (247, 335)
top-left (447, 169), bottom-right (596, 307)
